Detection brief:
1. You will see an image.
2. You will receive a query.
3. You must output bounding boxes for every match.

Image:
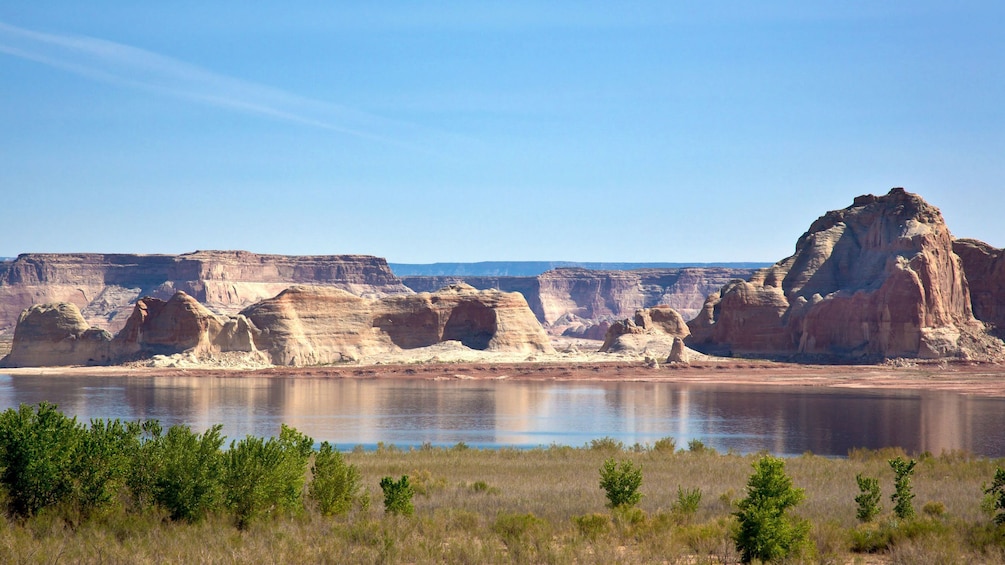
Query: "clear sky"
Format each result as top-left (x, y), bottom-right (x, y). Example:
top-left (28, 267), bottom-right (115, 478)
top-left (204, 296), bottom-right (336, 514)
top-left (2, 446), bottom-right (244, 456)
top-left (1, 2), bottom-right (1003, 263)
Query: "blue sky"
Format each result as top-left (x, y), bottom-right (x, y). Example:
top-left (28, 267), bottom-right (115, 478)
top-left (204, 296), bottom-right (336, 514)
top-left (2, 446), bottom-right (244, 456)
top-left (1, 2), bottom-right (1003, 262)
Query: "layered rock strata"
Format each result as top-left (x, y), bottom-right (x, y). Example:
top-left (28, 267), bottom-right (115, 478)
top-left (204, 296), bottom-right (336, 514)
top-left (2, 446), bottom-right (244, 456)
top-left (954, 239), bottom-right (1005, 336)
top-left (600, 306), bottom-right (690, 355)
top-left (400, 266), bottom-right (758, 334)
top-left (688, 188), bottom-right (997, 360)
top-left (242, 284), bottom-right (554, 365)
top-left (0, 251), bottom-right (410, 335)
top-left (2, 284), bottom-right (552, 367)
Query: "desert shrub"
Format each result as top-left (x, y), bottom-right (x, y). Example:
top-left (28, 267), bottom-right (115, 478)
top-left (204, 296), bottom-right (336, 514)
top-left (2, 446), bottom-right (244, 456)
top-left (380, 475), bottom-right (415, 516)
top-left (599, 457), bottom-right (643, 509)
top-left (493, 512), bottom-right (549, 561)
top-left (922, 500), bottom-right (946, 518)
top-left (573, 512), bottom-right (611, 539)
top-left (984, 467), bottom-right (1005, 525)
top-left (674, 485), bottom-right (702, 517)
top-left (153, 423), bottom-right (225, 522)
top-left (688, 439), bottom-right (713, 454)
top-left (469, 480), bottom-right (499, 495)
top-left (308, 441), bottom-right (361, 516)
top-left (223, 424), bottom-right (313, 528)
top-left (734, 455), bottom-right (810, 563)
top-left (652, 436), bottom-right (676, 454)
top-left (589, 437), bottom-right (624, 452)
top-left (889, 456), bottom-right (917, 520)
top-left (0, 403), bottom-right (86, 517)
top-left (855, 473), bottom-right (882, 523)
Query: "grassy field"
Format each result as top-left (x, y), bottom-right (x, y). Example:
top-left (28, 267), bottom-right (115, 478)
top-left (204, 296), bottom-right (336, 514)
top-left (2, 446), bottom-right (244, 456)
top-left (3, 441), bottom-right (1005, 564)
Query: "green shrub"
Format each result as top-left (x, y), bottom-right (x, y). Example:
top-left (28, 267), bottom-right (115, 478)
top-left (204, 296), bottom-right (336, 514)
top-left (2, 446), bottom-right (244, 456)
top-left (153, 424), bottom-right (225, 522)
top-left (308, 441), bottom-right (361, 516)
top-left (734, 455), bottom-right (809, 563)
top-left (380, 475), bottom-right (414, 516)
top-left (984, 467), bottom-right (1005, 525)
top-left (223, 424), bottom-right (313, 528)
top-left (74, 418), bottom-right (143, 517)
top-left (854, 473), bottom-right (882, 523)
top-left (599, 457), bottom-right (643, 509)
top-left (922, 500), bottom-right (946, 518)
top-left (889, 456), bottom-right (917, 520)
top-left (0, 403), bottom-right (86, 517)
top-left (674, 485), bottom-right (702, 517)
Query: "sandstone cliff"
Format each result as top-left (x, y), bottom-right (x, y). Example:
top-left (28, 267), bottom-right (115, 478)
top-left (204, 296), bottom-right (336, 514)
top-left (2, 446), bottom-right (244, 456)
top-left (954, 238), bottom-right (1005, 337)
top-left (400, 266), bottom-right (757, 335)
top-left (242, 284), bottom-right (554, 366)
top-left (600, 306), bottom-right (691, 355)
top-left (1, 303), bottom-right (113, 367)
top-left (0, 251), bottom-right (410, 336)
top-left (688, 188), bottom-right (998, 360)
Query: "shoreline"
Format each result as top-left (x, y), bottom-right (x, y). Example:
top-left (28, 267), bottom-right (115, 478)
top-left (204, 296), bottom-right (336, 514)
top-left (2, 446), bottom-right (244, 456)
top-left (4, 359), bottom-right (1005, 397)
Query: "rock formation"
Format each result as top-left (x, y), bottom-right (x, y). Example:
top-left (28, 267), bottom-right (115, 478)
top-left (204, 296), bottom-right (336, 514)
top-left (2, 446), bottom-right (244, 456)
top-left (0, 251), bottom-right (411, 336)
top-left (2, 283), bottom-right (552, 368)
top-left (1, 303), bottom-right (113, 367)
top-left (688, 188), bottom-right (998, 360)
top-left (954, 238), bottom-right (1005, 336)
top-left (600, 306), bottom-right (690, 355)
top-left (242, 284), bottom-right (554, 366)
top-left (399, 266), bottom-right (758, 334)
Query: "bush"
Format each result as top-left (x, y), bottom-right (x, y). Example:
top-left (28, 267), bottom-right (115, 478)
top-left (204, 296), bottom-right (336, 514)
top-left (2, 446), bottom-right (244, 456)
top-left (855, 473), bottom-right (882, 523)
top-left (153, 424), bottom-right (225, 522)
top-left (589, 437), bottom-right (624, 452)
top-left (674, 485), bottom-right (702, 517)
top-left (380, 475), bottom-right (414, 516)
top-left (308, 441), bottom-right (361, 516)
top-left (573, 512), bottom-right (610, 539)
top-left (984, 467), bottom-right (1005, 525)
top-left (889, 456), bottom-right (917, 520)
top-left (734, 455), bottom-right (809, 563)
top-left (74, 418), bottom-right (143, 518)
top-left (599, 457), bottom-right (643, 509)
top-left (0, 403), bottom-right (86, 517)
top-left (223, 424), bottom-right (313, 528)
top-left (652, 436), bottom-right (676, 454)
top-left (687, 439), bottom-right (713, 454)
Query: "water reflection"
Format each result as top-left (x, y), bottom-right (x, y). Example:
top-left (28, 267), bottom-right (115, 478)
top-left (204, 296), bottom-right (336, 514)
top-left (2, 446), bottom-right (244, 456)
top-left (0, 374), bottom-right (1003, 457)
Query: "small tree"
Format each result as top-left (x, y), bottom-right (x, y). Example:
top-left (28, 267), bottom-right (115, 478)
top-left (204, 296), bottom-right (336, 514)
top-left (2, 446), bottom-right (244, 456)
top-left (308, 441), bottom-right (361, 515)
top-left (889, 456), bottom-right (917, 520)
top-left (984, 468), bottom-right (1005, 525)
top-left (599, 457), bottom-right (643, 509)
top-left (224, 424), bottom-right (313, 528)
top-left (154, 424), bottom-right (225, 522)
top-left (734, 455), bottom-right (809, 563)
top-left (854, 473), bottom-right (882, 523)
top-left (380, 475), bottom-right (415, 516)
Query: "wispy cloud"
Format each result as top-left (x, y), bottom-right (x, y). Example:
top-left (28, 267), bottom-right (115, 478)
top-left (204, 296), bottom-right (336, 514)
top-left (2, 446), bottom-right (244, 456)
top-left (0, 20), bottom-right (415, 143)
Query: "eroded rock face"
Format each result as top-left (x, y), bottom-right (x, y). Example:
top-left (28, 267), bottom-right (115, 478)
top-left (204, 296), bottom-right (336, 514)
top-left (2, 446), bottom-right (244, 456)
top-left (600, 305), bottom-right (690, 355)
top-left (399, 266), bottom-right (758, 334)
top-left (2, 303), bottom-right (112, 367)
top-left (954, 238), bottom-right (1005, 336)
top-left (0, 251), bottom-right (411, 336)
top-left (242, 283), bottom-right (554, 366)
top-left (688, 188), bottom-right (995, 360)
top-left (113, 292), bottom-right (259, 359)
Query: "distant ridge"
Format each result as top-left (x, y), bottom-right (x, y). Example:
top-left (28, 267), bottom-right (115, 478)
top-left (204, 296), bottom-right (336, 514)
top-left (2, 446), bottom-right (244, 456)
top-left (389, 261), bottom-right (771, 277)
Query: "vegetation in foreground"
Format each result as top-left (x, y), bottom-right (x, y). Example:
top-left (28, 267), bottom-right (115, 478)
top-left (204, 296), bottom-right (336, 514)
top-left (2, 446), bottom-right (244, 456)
top-left (2, 405), bottom-right (1005, 563)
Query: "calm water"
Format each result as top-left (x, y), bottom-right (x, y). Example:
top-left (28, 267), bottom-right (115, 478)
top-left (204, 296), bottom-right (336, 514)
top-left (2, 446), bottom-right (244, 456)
top-left (1, 373), bottom-right (1004, 457)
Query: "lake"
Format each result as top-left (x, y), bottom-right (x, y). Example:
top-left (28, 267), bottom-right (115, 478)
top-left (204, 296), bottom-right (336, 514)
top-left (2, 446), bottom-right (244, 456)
top-left (1, 373), bottom-right (1004, 457)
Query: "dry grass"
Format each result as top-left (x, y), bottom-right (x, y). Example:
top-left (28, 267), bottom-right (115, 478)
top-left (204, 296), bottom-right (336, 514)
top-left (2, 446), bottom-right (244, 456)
top-left (2, 444), bottom-right (1005, 564)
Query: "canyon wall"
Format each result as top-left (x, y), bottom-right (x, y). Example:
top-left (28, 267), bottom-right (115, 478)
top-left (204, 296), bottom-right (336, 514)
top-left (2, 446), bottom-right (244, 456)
top-left (400, 266), bottom-right (758, 333)
top-left (954, 238), bottom-right (1005, 336)
top-left (0, 251), bottom-right (411, 335)
top-left (688, 188), bottom-right (1000, 361)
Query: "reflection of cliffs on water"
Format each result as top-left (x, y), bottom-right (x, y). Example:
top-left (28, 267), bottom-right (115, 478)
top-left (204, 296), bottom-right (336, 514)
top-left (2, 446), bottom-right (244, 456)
top-left (3, 375), bottom-right (1002, 456)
